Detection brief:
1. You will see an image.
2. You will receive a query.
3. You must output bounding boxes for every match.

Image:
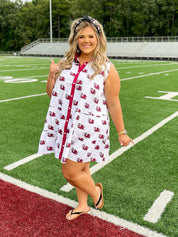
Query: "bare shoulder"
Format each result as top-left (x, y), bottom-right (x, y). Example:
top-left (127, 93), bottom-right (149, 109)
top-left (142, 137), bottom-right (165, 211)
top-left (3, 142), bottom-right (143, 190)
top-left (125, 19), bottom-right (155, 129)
top-left (105, 62), bottom-right (120, 89)
top-left (109, 62), bottom-right (119, 75)
top-left (104, 62), bottom-right (120, 105)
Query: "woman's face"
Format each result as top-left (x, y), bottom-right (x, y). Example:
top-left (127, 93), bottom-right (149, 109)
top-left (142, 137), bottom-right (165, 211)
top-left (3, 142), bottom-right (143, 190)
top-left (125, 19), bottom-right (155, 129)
top-left (77, 26), bottom-right (98, 58)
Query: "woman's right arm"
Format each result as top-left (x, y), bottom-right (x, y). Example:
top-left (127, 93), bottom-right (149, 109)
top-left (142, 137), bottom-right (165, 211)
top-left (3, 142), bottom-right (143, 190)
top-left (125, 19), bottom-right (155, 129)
top-left (46, 59), bottom-right (60, 98)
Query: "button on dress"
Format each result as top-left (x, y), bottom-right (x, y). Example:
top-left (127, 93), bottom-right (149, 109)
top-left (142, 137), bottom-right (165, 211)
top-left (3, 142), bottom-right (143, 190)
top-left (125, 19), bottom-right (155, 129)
top-left (38, 58), bottom-right (111, 163)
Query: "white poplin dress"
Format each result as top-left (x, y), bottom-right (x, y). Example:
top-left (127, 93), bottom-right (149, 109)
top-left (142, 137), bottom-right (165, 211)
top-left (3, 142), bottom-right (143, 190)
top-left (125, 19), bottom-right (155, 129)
top-left (38, 57), bottom-right (111, 163)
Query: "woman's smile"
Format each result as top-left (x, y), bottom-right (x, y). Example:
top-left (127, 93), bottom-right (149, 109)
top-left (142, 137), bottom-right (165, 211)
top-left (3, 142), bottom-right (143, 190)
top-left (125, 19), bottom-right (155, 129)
top-left (77, 26), bottom-right (98, 58)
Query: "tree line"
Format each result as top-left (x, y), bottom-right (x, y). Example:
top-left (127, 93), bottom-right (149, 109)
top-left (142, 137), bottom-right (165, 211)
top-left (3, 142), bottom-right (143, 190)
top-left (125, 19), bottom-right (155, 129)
top-left (0, 0), bottom-right (178, 51)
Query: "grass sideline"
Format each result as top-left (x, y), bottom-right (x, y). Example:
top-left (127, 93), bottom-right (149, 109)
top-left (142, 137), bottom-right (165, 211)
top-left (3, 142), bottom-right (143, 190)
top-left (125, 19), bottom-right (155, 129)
top-left (0, 56), bottom-right (178, 237)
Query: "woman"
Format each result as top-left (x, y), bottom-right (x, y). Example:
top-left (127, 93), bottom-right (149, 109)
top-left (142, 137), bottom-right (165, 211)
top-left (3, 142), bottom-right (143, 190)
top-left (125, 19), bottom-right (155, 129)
top-left (38, 15), bottom-right (133, 220)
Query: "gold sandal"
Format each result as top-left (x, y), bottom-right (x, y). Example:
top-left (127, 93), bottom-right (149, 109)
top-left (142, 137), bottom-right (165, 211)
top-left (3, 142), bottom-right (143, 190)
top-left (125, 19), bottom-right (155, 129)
top-left (66, 209), bottom-right (90, 221)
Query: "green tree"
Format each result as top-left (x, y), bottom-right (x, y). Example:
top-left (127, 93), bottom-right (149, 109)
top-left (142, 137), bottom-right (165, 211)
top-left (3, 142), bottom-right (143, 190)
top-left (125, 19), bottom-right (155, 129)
top-left (14, 0), bottom-right (49, 48)
top-left (0, 0), bottom-right (22, 50)
top-left (156, 0), bottom-right (178, 35)
top-left (51, 0), bottom-right (71, 38)
top-left (0, 0), bottom-right (178, 51)
top-left (69, 0), bottom-right (119, 36)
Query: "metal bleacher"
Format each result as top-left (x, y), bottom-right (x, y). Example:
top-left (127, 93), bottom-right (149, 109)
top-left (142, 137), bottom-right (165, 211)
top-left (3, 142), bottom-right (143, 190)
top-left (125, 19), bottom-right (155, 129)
top-left (21, 37), bottom-right (178, 60)
top-left (107, 42), bottom-right (178, 59)
top-left (21, 39), bottom-right (69, 57)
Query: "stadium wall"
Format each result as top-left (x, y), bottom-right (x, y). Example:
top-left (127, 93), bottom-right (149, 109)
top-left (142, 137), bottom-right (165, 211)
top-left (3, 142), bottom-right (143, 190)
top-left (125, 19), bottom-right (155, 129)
top-left (20, 37), bottom-right (178, 60)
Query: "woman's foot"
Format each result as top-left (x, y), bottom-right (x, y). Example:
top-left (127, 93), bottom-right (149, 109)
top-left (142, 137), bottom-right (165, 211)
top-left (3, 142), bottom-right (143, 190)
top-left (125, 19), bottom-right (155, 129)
top-left (93, 183), bottom-right (104, 210)
top-left (66, 206), bottom-right (90, 220)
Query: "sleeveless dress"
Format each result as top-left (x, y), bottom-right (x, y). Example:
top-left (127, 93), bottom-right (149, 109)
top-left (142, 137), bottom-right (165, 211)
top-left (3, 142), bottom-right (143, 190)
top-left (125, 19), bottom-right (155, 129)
top-left (38, 57), bottom-right (111, 163)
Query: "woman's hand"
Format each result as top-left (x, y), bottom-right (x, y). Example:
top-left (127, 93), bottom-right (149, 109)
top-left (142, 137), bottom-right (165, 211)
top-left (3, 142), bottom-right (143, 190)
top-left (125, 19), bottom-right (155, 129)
top-left (119, 134), bottom-right (134, 147)
top-left (48, 59), bottom-right (60, 80)
top-left (46, 59), bottom-right (60, 98)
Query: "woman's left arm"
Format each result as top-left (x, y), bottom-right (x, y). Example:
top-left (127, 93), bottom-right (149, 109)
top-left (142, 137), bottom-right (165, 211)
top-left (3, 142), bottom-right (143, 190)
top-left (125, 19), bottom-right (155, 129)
top-left (104, 63), bottom-right (134, 146)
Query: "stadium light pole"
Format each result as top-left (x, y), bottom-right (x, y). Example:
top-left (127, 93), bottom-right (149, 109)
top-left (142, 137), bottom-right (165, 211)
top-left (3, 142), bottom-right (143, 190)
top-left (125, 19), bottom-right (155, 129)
top-left (49, 0), bottom-right (53, 43)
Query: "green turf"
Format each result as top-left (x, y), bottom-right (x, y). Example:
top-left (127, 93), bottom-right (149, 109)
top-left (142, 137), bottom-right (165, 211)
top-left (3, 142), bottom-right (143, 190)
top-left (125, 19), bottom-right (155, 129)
top-left (0, 56), bottom-right (178, 236)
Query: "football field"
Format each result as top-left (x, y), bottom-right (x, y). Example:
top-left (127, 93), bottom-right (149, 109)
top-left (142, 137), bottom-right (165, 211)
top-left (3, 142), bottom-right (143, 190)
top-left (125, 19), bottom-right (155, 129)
top-left (0, 56), bottom-right (177, 237)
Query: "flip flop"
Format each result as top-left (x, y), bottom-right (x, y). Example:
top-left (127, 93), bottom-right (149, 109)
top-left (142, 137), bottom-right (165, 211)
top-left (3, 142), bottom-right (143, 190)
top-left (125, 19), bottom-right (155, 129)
top-left (66, 209), bottom-right (90, 221)
top-left (94, 183), bottom-right (104, 209)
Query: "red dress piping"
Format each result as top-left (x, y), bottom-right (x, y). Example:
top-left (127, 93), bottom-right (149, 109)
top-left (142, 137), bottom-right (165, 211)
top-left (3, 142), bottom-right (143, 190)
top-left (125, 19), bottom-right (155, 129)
top-left (58, 62), bottom-right (88, 159)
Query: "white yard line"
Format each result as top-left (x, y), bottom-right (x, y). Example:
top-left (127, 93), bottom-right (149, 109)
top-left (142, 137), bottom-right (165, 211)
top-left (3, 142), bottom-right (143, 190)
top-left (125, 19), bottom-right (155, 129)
top-left (0, 67), bottom-right (48, 72)
top-left (120, 68), bottom-right (178, 81)
top-left (0, 172), bottom-right (168, 237)
top-left (61, 111), bottom-right (178, 192)
top-left (0, 64), bottom-right (49, 68)
top-left (1, 67), bottom-right (177, 102)
top-left (0, 75), bottom-right (48, 80)
top-left (4, 110), bottom-right (178, 191)
top-left (143, 190), bottom-right (174, 223)
top-left (4, 153), bottom-right (43, 171)
top-left (0, 93), bottom-right (47, 103)
top-left (116, 62), bottom-right (176, 70)
top-left (28, 75), bottom-right (48, 78)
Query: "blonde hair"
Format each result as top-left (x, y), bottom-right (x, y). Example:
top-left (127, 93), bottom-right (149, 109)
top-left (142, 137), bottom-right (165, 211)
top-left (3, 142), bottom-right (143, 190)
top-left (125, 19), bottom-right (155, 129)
top-left (57, 17), bottom-right (108, 79)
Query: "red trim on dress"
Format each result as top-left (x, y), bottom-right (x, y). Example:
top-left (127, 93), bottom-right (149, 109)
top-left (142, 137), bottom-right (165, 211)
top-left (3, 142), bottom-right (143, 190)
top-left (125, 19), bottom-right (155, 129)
top-left (58, 61), bottom-right (88, 160)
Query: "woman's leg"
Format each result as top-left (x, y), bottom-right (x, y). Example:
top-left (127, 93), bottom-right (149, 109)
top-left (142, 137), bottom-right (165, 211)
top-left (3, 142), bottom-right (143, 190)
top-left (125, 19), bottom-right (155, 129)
top-left (75, 162), bottom-right (90, 210)
top-left (62, 159), bottom-right (102, 215)
top-left (65, 187), bottom-right (90, 220)
top-left (75, 187), bottom-right (89, 210)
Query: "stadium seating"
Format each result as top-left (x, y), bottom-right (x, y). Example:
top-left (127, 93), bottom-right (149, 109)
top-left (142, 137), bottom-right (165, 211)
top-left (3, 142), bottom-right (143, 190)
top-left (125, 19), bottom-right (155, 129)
top-left (21, 40), bottom-right (178, 60)
top-left (107, 42), bottom-right (178, 59)
top-left (21, 42), bottom-right (69, 57)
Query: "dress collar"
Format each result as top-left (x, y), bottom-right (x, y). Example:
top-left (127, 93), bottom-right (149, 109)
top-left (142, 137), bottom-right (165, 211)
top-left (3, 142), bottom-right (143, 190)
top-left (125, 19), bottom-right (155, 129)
top-left (74, 54), bottom-right (80, 64)
top-left (74, 54), bottom-right (94, 65)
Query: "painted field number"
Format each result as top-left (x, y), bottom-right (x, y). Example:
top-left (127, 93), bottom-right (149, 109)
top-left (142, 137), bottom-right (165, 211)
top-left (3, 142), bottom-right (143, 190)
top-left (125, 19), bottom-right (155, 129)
top-left (145, 91), bottom-right (178, 102)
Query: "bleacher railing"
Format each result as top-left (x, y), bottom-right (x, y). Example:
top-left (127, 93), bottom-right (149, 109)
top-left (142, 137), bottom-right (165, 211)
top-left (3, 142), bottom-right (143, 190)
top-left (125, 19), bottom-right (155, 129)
top-left (38, 36), bottom-right (178, 42)
top-left (107, 36), bottom-right (178, 42)
top-left (21, 36), bottom-right (178, 51)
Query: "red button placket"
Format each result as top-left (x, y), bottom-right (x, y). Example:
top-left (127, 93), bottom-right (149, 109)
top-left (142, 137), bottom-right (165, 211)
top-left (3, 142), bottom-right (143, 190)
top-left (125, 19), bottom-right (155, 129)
top-left (59, 63), bottom-right (88, 159)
